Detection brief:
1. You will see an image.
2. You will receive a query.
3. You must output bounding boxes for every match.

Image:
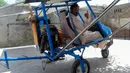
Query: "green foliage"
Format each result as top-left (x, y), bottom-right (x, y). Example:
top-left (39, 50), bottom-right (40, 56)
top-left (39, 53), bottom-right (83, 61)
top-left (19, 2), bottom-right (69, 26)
top-left (0, 0), bottom-right (7, 6)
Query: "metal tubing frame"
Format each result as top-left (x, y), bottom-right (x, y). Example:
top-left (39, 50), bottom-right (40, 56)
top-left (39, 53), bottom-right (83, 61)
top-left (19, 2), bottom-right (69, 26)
top-left (0, 56), bottom-right (48, 61)
top-left (78, 12), bottom-right (85, 24)
top-left (85, 0), bottom-right (96, 18)
top-left (66, 2), bottom-right (81, 44)
top-left (3, 50), bottom-right (9, 69)
top-left (0, 0), bottom-right (121, 71)
top-left (34, 8), bottom-right (39, 20)
top-left (34, 8), bottom-right (42, 37)
top-left (80, 59), bottom-right (85, 73)
top-left (0, 35), bottom-right (112, 70)
top-left (46, 4), bottom-right (71, 8)
top-left (63, 20), bottom-right (130, 60)
top-left (55, 7), bottom-right (60, 17)
top-left (0, 49), bottom-right (50, 69)
top-left (37, 3), bottom-right (72, 10)
top-left (35, 45), bottom-right (39, 51)
top-left (41, 2), bottom-right (55, 57)
top-left (110, 21), bottom-right (130, 38)
top-left (0, 2), bottom-right (79, 67)
top-left (54, 38), bottom-right (104, 58)
top-left (55, 0), bottom-right (120, 58)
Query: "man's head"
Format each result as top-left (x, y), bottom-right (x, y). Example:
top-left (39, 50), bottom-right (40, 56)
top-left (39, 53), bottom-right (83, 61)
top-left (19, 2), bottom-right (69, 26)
top-left (70, 3), bottom-right (79, 16)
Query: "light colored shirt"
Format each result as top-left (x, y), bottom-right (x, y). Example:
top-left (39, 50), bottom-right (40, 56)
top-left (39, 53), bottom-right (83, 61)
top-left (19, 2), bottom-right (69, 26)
top-left (59, 11), bottom-right (75, 39)
top-left (69, 13), bottom-right (102, 44)
top-left (69, 14), bottom-right (88, 35)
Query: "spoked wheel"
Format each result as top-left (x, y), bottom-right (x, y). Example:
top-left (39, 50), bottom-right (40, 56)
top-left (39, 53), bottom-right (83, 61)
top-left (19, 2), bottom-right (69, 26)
top-left (71, 59), bottom-right (90, 73)
top-left (101, 49), bottom-right (109, 58)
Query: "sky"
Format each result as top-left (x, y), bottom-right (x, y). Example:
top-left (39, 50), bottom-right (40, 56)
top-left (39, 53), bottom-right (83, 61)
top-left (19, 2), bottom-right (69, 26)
top-left (4, 0), bottom-right (130, 6)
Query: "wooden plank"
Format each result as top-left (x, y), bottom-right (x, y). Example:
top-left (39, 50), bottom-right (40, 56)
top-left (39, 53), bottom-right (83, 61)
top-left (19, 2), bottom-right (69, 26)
top-left (28, 4), bottom-right (39, 46)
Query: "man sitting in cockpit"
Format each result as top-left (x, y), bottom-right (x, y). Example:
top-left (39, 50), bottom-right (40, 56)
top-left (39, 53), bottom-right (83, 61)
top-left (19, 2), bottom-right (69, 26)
top-left (69, 3), bottom-right (103, 44)
top-left (60, 3), bottom-right (107, 49)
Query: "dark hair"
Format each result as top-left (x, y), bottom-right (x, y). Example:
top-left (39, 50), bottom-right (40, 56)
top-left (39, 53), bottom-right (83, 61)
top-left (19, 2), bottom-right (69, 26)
top-left (70, 3), bottom-right (79, 10)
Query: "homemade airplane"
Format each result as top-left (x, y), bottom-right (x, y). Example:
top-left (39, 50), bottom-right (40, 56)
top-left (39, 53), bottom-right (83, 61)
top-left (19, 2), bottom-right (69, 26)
top-left (0, 0), bottom-right (130, 73)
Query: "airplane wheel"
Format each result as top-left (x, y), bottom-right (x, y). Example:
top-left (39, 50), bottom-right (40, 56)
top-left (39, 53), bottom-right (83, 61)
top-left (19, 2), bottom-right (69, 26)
top-left (71, 59), bottom-right (90, 73)
top-left (101, 49), bottom-right (109, 58)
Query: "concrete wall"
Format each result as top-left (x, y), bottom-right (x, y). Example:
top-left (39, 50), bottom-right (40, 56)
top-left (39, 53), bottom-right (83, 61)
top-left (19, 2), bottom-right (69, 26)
top-left (0, 6), bottom-right (34, 48)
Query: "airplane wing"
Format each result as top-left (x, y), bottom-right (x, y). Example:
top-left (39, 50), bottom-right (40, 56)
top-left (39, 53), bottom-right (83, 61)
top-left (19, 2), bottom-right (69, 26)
top-left (25, 0), bottom-right (91, 4)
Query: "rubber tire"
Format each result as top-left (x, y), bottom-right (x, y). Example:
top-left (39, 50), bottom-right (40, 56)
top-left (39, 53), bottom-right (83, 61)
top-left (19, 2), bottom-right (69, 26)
top-left (71, 59), bottom-right (90, 73)
top-left (101, 49), bottom-right (109, 58)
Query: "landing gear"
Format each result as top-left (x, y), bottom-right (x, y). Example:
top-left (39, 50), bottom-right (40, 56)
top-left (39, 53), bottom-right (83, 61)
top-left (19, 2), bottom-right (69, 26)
top-left (71, 59), bottom-right (90, 73)
top-left (101, 49), bottom-right (109, 58)
top-left (101, 38), bottom-right (113, 58)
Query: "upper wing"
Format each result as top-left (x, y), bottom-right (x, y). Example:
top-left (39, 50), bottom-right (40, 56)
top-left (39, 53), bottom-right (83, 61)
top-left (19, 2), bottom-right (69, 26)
top-left (25, 0), bottom-right (91, 4)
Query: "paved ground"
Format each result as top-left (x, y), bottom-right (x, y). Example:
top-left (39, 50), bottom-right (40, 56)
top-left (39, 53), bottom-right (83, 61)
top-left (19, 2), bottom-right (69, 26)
top-left (0, 39), bottom-right (130, 73)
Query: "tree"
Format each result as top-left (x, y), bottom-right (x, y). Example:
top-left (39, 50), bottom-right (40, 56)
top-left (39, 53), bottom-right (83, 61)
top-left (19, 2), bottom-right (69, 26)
top-left (15, 0), bottom-right (28, 6)
top-left (0, 0), bottom-right (7, 6)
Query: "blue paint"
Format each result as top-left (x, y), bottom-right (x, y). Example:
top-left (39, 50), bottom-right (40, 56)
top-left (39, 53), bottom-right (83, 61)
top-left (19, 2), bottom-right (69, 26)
top-left (3, 50), bottom-right (9, 69)
top-left (41, 2), bottom-right (55, 57)
top-left (0, 56), bottom-right (48, 61)
top-left (78, 12), bottom-right (85, 24)
top-left (43, 52), bottom-right (54, 61)
top-left (35, 45), bottom-right (39, 51)
top-left (81, 49), bottom-right (85, 57)
top-left (0, 1), bottom-right (113, 72)
top-left (66, 2), bottom-right (81, 44)
top-left (85, 0), bottom-right (96, 18)
top-left (80, 59), bottom-right (85, 73)
top-left (34, 8), bottom-right (42, 37)
top-left (37, 16), bottom-right (44, 20)
top-left (55, 7), bottom-right (60, 17)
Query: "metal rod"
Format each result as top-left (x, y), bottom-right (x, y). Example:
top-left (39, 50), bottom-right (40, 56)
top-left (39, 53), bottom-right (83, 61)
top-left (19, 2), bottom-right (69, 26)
top-left (55, 0), bottom-right (120, 58)
top-left (55, 7), bottom-right (60, 17)
top-left (0, 11), bottom-right (30, 18)
top-left (4, 50), bottom-right (9, 69)
top-left (38, 4), bottom-right (53, 16)
top-left (66, 2), bottom-right (80, 44)
top-left (85, 0), bottom-right (96, 18)
top-left (0, 56), bottom-right (48, 61)
top-left (0, 1), bottom-right (25, 10)
top-left (110, 21), bottom-right (130, 38)
top-left (78, 12), bottom-right (85, 24)
top-left (37, 3), bottom-right (73, 10)
top-left (46, 4), bottom-right (53, 12)
top-left (41, 2), bottom-right (54, 57)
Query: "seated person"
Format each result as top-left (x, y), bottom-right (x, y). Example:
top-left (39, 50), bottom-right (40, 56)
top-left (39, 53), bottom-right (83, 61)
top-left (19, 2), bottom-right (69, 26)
top-left (59, 10), bottom-right (75, 40)
top-left (69, 3), bottom-right (103, 44)
top-left (59, 3), bottom-right (107, 49)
